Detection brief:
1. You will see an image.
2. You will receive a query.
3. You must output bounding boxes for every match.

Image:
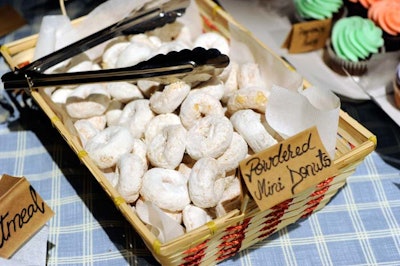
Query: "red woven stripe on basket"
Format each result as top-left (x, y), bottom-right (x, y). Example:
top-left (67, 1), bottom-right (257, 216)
top-left (216, 217), bottom-right (252, 261)
top-left (225, 217), bottom-right (251, 233)
top-left (272, 198), bottom-right (293, 210)
top-left (180, 240), bottom-right (209, 266)
top-left (264, 209), bottom-right (286, 220)
top-left (301, 194), bottom-right (326, 218)
top-left (311, 185), bottom-right (330, 197)
top-left (258, 227), bottom-right (278, 239)
top-left (201, 15), bottom-right (219, 32)
top-left (316, 176), bottom-right (334, 188)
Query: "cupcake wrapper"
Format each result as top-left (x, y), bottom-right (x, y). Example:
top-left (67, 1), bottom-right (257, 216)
top-left (323, 40), bottom-right (368, 76)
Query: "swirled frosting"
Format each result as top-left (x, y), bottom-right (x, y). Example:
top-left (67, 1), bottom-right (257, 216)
top-left (347, 0), bottom-right (381, 8)
top-left (368, 1), bottom-right (400, 36)
top-left (294, 0), bottom-right (343, 19)
top-left (332, 16), bottom-right (383, 62)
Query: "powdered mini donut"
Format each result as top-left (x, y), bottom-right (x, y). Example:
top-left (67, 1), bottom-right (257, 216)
top-left (131, 138), bottom-right (148, 170)
top-left (149, 80), bottom-right (191, 114)
top-left (106, 81), bottom-right (144, 103)
top-left (230, 109), bottom-right (277, 153)
top-left (238, 62), bottom-right (265, 89)
top-left (194, 32), bottom-right (230, 56)
top-left (147, 124), bottom-right (187, 169)
top-left (137, 79), bottom-right (161, 98)
top-left (182, 204), bottom-right (212, 232)
top-left (148, 21), bottom-right (188, 43)
top-left (144, 113), bottom-right (182, 145)
top-left (85, 125), bottom-right (135, 169)
top-left (140, 168), bottom-right (190, 212)
top-left (227, 86), bottom-right (270, 114)
top-left (186, 114), bottom-right (233, 160)
top-left (118, 99), bottom-right (155, 139)
top-left (219, 61), bottom-right (239, 103)
top-left (152, 40), bottom-right (190, 57)
top-left (194, 77), bottom-right (225, 101)
top-left (179, 91), bottom-right (225, 129)
top-left (102, 41), bottom-right (130, 69)
top-left (173, 25), bottom-right (193, 47)
top-left (91, 63), bottom-right (101, 71)
top-left (188, 157), bottom-right (225, 208)
top-left (216, 132), bottom-right (248, 172)
top-left (116, 153), bottom-right (146, 203)
top-left (177, 163), bottom-right (191, 183)
top-left (105, 100), bottom-right (123, 127)
top-left (51, 87), bottom-right (74, 104)
top-left (129, 33), bottom-right (161, 49)
top-left (115, 42), bottom-right (153, 68)
top-left (73, 119), bottom-right (99, 147)
top-left (65, 83), bottom-right (111, 119)
top-left (163, 210), bottom-right (183, 225)
top-left (101, 167), bottom-right (118, 187)
top-left (66, 60), bottom-right (93, 73)
top-left (85, 115), bottom-right (107, 131)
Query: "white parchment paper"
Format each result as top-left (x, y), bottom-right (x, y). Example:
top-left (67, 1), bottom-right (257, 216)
top-left (135, 200), bottom-right (185, 243)
top-left (266, 85), bottom-right (340, 158)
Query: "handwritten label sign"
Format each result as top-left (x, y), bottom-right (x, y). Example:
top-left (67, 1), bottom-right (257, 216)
top-left (0, 175), bottom-right (54, 258)
top-left (282, 19), bottom-right (332, 53)
top-left (238, 127), bottom-right (337, 211)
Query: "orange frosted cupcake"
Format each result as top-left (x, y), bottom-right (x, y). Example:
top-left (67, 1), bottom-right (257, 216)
top-left (368, 0), bottom-right (400, 51)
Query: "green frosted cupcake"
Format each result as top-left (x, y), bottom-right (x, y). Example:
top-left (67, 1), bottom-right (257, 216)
top-left (293, 0), bottom-right (345, 21)
top-left (323, 16), bottom-right (384, 76)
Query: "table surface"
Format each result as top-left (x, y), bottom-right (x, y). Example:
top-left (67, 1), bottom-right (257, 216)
top-left (1, 0), bottom-right (399, 265)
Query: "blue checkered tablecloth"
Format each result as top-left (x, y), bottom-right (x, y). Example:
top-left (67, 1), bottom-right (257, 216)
top-left (1, 1), bottom-right (400, 265)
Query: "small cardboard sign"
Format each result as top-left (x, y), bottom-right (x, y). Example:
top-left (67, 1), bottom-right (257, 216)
top-left (282, 19), bottom-right (332, 53)
top-left (0, 175), bottom-right (54, 258)
top-left (238, 127), bottom-right (337, 211)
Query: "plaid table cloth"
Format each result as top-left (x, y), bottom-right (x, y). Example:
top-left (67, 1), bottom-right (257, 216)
top-left (1, 0), bottom-right (399, 265)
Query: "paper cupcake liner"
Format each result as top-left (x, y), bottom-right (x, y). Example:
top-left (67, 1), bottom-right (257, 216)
top-left (322, 40), bottom-right (368, 76)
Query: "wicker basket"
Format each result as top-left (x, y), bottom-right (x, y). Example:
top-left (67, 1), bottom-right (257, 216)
top-left (1, 0), bottom-right (376, 265)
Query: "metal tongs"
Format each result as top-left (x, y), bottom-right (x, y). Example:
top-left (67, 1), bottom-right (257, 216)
top-left (1, 0), bottom-right (230, 91)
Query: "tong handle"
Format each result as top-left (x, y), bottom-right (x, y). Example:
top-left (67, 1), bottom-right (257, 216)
top-left (2, 47), bottom-right (230, 89)
top-left (21, 0), bottom-right (189, 73)
top-left (6, 65), bottom-right (194, 89)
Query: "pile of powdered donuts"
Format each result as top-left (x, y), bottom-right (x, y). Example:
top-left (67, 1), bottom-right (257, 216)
top-left (47, 20), bottom-right (279, 234)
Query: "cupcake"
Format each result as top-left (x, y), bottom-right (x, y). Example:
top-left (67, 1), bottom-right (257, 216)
top-left (368, 1), bottom-right (400, 52)
top-left (344, 0), bottom-right (381, 17)
top-left (292, 0), bottom-right (346, 23)
top-left (394, 63), bottom-right (400, 109)
top-left (323, 16), bottom-right (384, 76)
